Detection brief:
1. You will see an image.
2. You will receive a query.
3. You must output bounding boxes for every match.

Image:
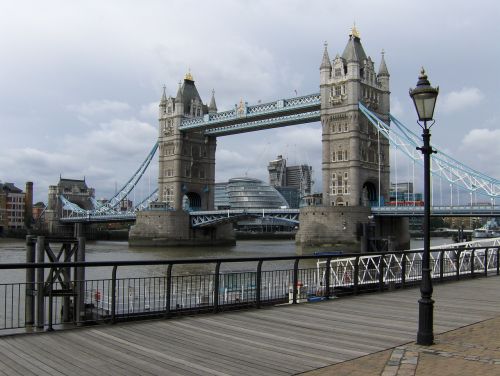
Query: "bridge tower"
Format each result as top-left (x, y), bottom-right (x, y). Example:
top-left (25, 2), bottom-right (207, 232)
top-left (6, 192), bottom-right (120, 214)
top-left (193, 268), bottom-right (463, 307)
top-left (320, 26), bottom-right (390, 207)
top-left (129, 73), bottom-right (234, 246)
top-left (157, 73), bottom-right (216, 211)
top-left (297, 27), bottom-right (409, 252)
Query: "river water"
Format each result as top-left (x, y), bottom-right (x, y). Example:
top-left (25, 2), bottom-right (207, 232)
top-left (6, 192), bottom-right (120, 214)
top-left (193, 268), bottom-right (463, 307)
top-left (0, 237), bottom-right (454, 283)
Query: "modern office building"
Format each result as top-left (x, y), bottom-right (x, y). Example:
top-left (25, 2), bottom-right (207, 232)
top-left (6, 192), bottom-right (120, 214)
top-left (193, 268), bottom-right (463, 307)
top-left (267, 155), bottom-right (313, 207)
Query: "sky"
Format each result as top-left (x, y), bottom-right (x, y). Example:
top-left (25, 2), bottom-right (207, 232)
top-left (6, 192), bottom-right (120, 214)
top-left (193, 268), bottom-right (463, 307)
top-left (1, 0), bottom-right (499, 204)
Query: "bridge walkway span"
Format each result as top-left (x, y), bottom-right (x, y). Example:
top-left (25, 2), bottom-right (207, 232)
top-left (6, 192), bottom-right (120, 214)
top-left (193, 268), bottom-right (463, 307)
top-left (1, 277), bottom-right (499, 375)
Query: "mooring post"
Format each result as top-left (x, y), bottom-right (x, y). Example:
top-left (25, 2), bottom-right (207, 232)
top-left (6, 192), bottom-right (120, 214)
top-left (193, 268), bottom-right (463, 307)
top-left (75, 236), bottom-right (86, 325)
top-left (35, 236), bottom-right (45, 329)
top-left (25, 235), bottom-right (36, 327)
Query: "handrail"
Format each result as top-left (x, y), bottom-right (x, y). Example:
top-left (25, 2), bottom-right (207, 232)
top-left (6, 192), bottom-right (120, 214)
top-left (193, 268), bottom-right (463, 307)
top-left (0, 245), bottom-right (495, 270)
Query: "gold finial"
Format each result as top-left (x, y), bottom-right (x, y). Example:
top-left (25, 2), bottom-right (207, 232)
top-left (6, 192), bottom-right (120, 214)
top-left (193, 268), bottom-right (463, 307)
top-left (184, 68), bottom-right (194, 81)
top-left (350, 22), bottom-right (360, 39)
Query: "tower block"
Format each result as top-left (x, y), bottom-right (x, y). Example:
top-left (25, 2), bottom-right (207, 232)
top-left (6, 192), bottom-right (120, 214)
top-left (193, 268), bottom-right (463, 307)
top-left (129, 73), bottom-right (234, 246)
top-left (296, 28), bottom-right (409, 253)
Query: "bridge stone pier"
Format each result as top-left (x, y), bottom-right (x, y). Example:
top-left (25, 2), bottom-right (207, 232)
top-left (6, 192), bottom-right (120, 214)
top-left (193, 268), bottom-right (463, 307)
top-left (129, 27), bottom-right (410, 251)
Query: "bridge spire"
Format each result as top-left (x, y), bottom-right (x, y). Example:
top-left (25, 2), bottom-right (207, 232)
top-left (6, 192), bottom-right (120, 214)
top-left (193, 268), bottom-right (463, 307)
top-left (175, 80), bottom-right (183, 103)
top-left (208, 89), bottom-right (217, 114)
top-left (320, 41), bottom-right (332, 70)
top-left (160, 85), bottom-right (167, 102)
top-left (378, 50), bottom-right (390, 77)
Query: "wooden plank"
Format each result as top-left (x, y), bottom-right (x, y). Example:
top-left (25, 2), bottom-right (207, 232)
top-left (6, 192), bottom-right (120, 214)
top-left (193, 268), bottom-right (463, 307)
top-left (0, 276), bottom-right (499, 376)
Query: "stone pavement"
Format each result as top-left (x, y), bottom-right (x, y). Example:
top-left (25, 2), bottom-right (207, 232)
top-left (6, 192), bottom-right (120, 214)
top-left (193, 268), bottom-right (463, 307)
top-left (299, 315), bottom-right (500, 376)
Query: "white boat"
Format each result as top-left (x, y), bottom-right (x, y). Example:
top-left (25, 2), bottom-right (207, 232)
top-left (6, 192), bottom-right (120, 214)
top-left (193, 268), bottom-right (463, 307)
top-left (473, 219), bottom-right (500, 238)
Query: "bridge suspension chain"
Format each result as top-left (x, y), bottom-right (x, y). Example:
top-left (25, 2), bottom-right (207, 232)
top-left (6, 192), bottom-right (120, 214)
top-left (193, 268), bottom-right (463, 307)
top-left (359, 102), bottom-right (500, 198)
top-left (104, 142), bottom-right (159, 210)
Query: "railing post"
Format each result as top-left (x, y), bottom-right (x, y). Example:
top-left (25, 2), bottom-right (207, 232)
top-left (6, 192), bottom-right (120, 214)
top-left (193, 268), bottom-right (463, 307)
top-left (292, 258), bottom-right (299, 304)
top-left (324, 258), bottom-right (331, 299)
top-left (456, 250), bottom-right (461, 281)
top-left (25, 235), bottom-right (36, 327)
top-left (256, 260), bottom-right (263, 308)
top-left (35, 236), bottom-right (45, 329)
top-left (47, 279), bottom-right (54, 332)
top-left (165, 264), bottom-right (172, 317)
top-left (470, 249), bottom-right (475, 278)
top-left (213, 261), bottom-right (221, 313)
top-left (111, 265), bottom-right (117, 324)
top-left (439, 250), bottom-right (444, 283)
top-left (401, 253), bottom-right (406, 288)
top-left (497, 248), bottom-right (499, 276)
top-left (484, 248), bottom-right (489, 277)
top-left (354, 256), bottom-right (360, 294)
top-left (379, 255), bottom-right (385, 292)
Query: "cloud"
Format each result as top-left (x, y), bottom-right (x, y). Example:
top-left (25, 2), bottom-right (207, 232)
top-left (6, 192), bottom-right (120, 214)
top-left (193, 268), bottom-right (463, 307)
top-left (458, 128), bottom-right (500, 179)
top-left (67, 100), bottom-right (131, 117)
top-left (390, 97), bottom-right (405, 118)
top-left (140, 102), bottom-right (160, 121)
top-left (440, 88), bottom-right (484, 114)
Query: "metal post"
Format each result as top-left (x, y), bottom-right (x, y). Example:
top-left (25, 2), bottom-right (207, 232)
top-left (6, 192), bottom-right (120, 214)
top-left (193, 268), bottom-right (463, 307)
top-left (62, 242), bottom-right (71, 322)
top-left (256, 260), bottom-right (263, 308)
top-left (456, 250), bottom-right (461, 280)
top-left (401, 253), bottom-right (406, 288)
top-left (439, 250), bottom-right (444, 282)
top-left (470, 249), bottom-right (475, 278)
top-left (47, 280), bottom-right (54, 331)
top-left (165, 264), bottom-right (172, 317)
top-left (25, 235), bottom-right (36, 327)
top-left (111, 265), bottom-right (117, 323)
top-left (379, 255), bottom-right (385, 292)
top-left (324, 258), bottom-right (331, 299)
top-left (484, 248), bottom-right (489, 277)
top-left (75, 237), bottom-right (86, 325)
top-left (35, 236), bottom-right (45, 329)
top-left (354, 256), bottom-right (360, 294)
top-left (213, 261), bottom-right (221, 313)
top-left (417, 126), bottom-right (434, 346)
top-left (292, 258), bottom-right (299, 304)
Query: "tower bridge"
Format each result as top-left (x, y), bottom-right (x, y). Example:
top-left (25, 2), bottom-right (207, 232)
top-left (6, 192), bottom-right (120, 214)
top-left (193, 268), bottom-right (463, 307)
top-left (58, 27), bottom-right (500, 252)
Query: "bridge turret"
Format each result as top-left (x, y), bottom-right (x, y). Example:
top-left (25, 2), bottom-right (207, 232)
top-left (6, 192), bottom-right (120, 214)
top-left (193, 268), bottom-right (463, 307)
top-left (320, 42), bottom-right (332, 110)
top-left (159, 85), bottom-right (167, 118)
top-left (174, 81), bottom-right (184, 115)
top-left (377, 50), bottom-right (390, 115)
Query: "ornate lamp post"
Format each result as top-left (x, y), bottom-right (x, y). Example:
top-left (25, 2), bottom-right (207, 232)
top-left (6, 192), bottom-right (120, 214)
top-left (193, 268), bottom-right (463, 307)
top-left (410, 68), bottom-right (439, 346)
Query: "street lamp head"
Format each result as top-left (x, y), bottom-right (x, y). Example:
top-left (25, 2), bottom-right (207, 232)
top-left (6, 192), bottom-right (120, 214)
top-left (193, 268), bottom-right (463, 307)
top-left (409, 67), bottom-right (439, 122)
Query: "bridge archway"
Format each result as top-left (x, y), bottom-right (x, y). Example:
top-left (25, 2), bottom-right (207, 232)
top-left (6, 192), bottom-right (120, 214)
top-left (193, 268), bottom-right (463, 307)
top-left (183, 192), bottom-right (202, 211)
top-left (362, 181), bottom-right (377, 206)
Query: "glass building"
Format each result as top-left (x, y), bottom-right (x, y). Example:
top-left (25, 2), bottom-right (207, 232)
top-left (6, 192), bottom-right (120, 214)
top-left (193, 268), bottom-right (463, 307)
top-left (215, 178), bottom-right (289, 210)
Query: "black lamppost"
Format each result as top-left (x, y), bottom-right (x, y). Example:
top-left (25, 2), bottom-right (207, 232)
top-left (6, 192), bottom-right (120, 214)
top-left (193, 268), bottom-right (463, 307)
top-left (410, 68), bottom-right (439, 346)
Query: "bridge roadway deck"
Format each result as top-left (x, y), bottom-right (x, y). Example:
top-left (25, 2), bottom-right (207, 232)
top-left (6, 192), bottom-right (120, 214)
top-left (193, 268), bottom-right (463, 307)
top-left (1, 277), bottom-right (499, 375)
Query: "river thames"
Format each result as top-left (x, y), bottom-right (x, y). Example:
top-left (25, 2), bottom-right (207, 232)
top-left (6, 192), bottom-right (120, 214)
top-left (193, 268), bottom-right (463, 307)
top-left (0, 237), bottom-right (454, 283)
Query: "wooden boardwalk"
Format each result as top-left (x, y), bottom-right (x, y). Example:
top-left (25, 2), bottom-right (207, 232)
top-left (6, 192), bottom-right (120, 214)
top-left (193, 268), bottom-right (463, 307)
top-left (1, 277), bottom-right (499, 376)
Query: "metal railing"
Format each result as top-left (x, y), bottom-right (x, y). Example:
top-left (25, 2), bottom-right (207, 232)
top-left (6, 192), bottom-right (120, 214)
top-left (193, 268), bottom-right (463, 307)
top-left (1, 245), bottom-right (499, 334)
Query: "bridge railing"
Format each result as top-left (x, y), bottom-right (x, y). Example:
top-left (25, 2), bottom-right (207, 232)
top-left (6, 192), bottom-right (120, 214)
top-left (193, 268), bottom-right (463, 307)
top-left (1, 244), bottom-right (499, 334)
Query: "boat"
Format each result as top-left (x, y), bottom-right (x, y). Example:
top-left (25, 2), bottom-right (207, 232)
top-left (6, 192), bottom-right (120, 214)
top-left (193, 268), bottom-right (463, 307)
top-left (473, 219), bottom-right (500, 238)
